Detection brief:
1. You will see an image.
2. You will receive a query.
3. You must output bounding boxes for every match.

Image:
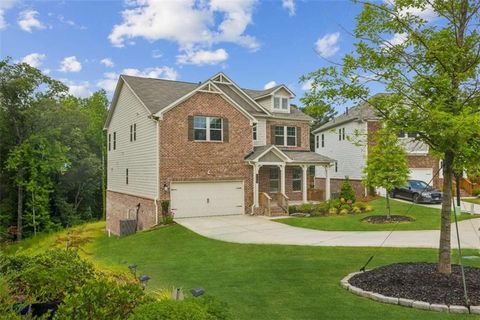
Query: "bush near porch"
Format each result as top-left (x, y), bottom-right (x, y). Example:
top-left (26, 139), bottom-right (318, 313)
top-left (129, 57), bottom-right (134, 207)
top-left (289, 198), bottom-right (373, 216)
top-left (281, 198), bottom-right (478, 231)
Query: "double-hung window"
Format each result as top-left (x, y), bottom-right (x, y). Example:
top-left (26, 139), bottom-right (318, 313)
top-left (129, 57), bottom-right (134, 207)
top-left (269, 167), bottom-right (279, 192)
top-left (108, 134), bottom-right (111, 151)
top-left (274, 126), bottom-right (296, 146)
top-left (253, 123), bottom-right (257, 140)
top-left (273, 96), bottom-right (289, 111)
top-left (130, 124), bottom-right (137, 142)
top-left (316, 135), bottom-right (319, 149)
top-left (113, 132), bottom-right (116, 150)
top-left (321, 134), bottom-right (325, 147)
top-left (292, 167), bottom-right (302, 191)
top-left (194, 116), bottom-right (222, 141)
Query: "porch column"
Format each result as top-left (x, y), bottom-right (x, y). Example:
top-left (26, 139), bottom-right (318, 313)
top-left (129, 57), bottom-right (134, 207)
top-left (301, 165), bottom-right (308, 203)
top-left (253, 163), bottom-right (261, 208)
top-left (279, 164), bottom-right (286, 194)
top-left (325, 165), bottom-right (331, 200)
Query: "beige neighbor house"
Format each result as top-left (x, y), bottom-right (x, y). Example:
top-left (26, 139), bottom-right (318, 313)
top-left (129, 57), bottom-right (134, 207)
top-left (313, 102), bottom-right (443, 198)
top-left (104, 72), bottom-right (335, 235)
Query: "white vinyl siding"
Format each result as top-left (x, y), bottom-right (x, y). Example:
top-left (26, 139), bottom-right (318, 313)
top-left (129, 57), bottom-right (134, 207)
top-left (315, 120), bottom-right (367, 180)
top-left (107, 84), bottom-right (157, 198)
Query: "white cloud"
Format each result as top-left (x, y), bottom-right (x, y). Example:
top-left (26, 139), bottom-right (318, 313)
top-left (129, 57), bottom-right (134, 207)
top-left (315, 32), bottom-right (340, 58)
top-left (282, 0), bottom-right (295, 16)
top-left (383, 32), bottom-right (408, 47)
top-left (264, 81), bottom-right (277, 90)
top-left (398, 4), bottom-right (436, 21)
top-left (109, 0), bottom-right (259, 51)
top-left (97, 66), bottom-right (178, 93)
top-left (301, 79), bottom-right (313, 91)
top-left (60, 79), bottom-right (92, 98)
top-left (100, 58), bottom-right (115, 68)
top-left (21, 53), bottom-right (46, 68)
top-left (0, 0), bottom-right (19, 30)
top-left (59, 56), bottom-right (82, 72)
top-left (18, 9), bottom-right (45, 32)
top-left (177, 48), bottom-right (228, 65)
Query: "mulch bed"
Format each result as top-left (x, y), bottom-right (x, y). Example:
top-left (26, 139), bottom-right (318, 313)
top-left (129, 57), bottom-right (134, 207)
top-left (361, 215), bottom-right (414, 224)
top-left (349, 263), bottom-right (480, 306)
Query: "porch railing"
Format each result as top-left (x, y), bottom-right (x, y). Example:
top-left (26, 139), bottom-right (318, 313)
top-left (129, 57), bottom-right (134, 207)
top-left (276, 193), bottom-right (289, 214)
top-left (453, 177), bottom-right (478, 196)
top-left (259, 192), bottom-right (272, 216)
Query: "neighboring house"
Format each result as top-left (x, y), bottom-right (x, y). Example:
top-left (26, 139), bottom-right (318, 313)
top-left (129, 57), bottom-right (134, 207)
top-left (104, 72), bottom-right (335, 235)
top-left (313, 102), bottom-right (442, 198)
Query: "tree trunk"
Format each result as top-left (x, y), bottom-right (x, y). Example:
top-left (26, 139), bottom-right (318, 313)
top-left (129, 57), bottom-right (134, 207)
top-left (17, 184), bottom-right (23, 241)
top-left (438, 151), bottom-right (454, 275)
top-left (386, 192), bottom-right (391, 219)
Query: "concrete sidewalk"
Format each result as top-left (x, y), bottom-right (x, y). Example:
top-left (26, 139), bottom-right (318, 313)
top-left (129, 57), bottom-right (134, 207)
top-left (176, 215), bottom-right (480, 249)
top-left (394, 198), bottom-right (480, 214)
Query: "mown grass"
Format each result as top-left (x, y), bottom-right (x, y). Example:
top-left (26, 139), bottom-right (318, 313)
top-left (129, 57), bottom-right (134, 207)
top-left (276, 198), bottom-right (478, 231)
top-left (463, 198), bottom-right (480, 205)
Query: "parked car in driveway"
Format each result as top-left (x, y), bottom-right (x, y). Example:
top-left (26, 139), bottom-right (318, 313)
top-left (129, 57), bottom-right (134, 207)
top-left (390, 180), bottom-right (443, 204)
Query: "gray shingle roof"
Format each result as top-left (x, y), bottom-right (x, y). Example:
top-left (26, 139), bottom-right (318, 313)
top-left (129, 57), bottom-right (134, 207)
top-left (122, 75), bottom-right (200, 114)
top-left (245, 145), bottom-right (334, 164)
top-left (313, 101), bottom-right (380, 133)
top-left (116, 74), bottom-right (310, 122)
top-left (283, 150), bottom-right (335, 163)
top-left (243, 85), bottom-right (284, 99)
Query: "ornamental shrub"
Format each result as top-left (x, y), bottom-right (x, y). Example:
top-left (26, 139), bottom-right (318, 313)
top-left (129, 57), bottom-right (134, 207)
top-left (5, 249), bottom-right (96, 302)
top-left (473, 188), bottom-right (480, 197)
top-left (55, 278), bottom-right (146, 320)
top-left (339, 177), bottom-right (356, 203)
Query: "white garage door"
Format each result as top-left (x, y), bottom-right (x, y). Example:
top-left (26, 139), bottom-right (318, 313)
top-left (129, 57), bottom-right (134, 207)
top-left (409, 168), bottom-right (433, 185)
top-left (170, 181), bottom-right (244, 218)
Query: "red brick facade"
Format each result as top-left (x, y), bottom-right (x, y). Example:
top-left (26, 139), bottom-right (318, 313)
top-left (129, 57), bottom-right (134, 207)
top-left (106, 190), bottom-right (158, 235)
top-left (159, 92), bottom-right (255, 213)
top-left (314, 177), bottom-right (366, 198)
top-left (266, 119), bottom-right (310, 151)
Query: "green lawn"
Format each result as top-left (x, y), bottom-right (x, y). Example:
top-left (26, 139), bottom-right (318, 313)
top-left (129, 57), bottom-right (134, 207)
top-left (463, 198), bottom-right (480, 205)
top-left (276, 198), bottom-right (478, 231)
top-left (91, 225), bottom-right (480, 320)
top-left (5, 222), bottom-right (480, 319)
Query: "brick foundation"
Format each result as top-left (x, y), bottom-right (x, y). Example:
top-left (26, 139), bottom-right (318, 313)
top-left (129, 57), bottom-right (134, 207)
top-left (106, 190), bottom-right (159, 236)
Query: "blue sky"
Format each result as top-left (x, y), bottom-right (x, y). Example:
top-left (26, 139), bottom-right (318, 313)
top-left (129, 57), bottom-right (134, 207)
top-left (1, 0), bottom-right (365, 110)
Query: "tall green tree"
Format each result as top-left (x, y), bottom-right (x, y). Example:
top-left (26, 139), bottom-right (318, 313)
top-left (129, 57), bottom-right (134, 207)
top-left (363, 130), bottom-right (410, 219)
top-left (0, 59), bottom-right (67, 240)
top-left (302, 0), bottom-right (480, 274)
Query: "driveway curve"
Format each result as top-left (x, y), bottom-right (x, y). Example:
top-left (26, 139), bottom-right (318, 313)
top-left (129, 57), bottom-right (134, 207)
top-left (175, 215), bottom-right (480, 249)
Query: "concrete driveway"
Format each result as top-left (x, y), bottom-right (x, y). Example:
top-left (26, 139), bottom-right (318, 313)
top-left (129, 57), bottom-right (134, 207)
top-left (176, 215), bottom-right (480, 249)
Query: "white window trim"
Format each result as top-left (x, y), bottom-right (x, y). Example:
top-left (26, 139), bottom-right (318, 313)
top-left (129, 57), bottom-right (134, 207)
top-left (275, 126), bottom-right (297, 146)
top-left (194, 116), bottom-right (223, 142)
top-left (271, 95), bottom-right (290, 113)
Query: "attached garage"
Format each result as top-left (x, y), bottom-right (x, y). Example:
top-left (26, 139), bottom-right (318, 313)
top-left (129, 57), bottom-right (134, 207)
top-left (170, 181), bottom-right (244, 218)
top-left (409, 168), bottom-right (433, 185)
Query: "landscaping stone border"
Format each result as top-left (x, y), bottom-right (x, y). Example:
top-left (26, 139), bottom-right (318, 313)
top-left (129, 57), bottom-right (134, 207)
top-left (341, 271), bottom-right (479, 314)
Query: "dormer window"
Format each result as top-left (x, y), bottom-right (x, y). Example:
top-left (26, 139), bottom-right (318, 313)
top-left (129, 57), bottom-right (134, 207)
top-left (273, 96), bottom-right (289, 111)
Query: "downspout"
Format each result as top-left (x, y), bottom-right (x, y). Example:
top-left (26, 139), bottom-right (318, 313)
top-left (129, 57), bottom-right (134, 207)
top-left (150, 115), bottom-right (160, 225)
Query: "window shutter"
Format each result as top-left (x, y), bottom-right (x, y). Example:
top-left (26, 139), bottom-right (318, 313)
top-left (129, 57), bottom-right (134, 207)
top-left (223, 118), bottom-right (229, 142)
top-left (296, 127), bottom-right (301, 147)
top-left (271, 125), bottom-right (276, 144)
top-left (188, 116), bottom-right (194, 141)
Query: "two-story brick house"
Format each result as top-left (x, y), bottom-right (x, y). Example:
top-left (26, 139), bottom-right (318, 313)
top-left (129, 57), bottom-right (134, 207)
top-left (313, 101), bottom-right (442, 198)
top-left (104, 72), bottom-right (334, 235)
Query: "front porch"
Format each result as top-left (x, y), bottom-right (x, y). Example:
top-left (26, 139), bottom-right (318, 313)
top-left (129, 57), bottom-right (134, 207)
top-left (246, 145), bottom-right (335, 216)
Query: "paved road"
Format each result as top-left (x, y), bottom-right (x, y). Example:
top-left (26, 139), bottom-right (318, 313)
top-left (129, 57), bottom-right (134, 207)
top-left (176, 215), bottom-right (480, 249)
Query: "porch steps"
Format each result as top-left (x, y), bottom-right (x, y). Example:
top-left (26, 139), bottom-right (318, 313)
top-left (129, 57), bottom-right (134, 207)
top-left (270, 206), bottom-right (288, 216)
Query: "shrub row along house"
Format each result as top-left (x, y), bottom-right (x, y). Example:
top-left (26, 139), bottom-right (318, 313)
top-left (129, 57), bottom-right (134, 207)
top-left (104, 73), bottom-right (335, 235)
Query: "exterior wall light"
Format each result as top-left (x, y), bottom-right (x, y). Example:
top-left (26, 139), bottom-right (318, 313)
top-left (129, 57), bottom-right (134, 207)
top-left (163, 183), bottom-right (169, 193)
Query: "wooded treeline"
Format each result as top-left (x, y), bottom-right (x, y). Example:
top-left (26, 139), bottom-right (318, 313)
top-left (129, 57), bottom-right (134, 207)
top-left (0, 59), bottom-right (108, 241)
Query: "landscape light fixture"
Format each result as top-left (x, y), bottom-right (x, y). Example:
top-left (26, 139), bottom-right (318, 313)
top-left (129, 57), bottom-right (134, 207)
top-left (190, 288), bottom-right (205, 297)
top-left (139, 275), bottom-right (150, 289)
top-left (128, 264), bottom-right (137, 277)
